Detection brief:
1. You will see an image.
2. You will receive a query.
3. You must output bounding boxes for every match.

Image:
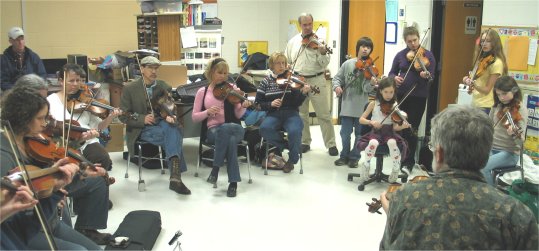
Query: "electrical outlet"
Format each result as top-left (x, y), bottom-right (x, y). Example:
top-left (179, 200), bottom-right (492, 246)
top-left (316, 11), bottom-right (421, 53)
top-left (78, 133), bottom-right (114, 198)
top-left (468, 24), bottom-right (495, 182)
top-left (333, 40), bottom-right (336, 48)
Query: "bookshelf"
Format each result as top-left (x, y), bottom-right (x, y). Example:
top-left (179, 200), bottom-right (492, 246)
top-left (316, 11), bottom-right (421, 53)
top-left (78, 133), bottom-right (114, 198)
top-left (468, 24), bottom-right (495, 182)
top-left (136, 13), bottom-right (186, 61)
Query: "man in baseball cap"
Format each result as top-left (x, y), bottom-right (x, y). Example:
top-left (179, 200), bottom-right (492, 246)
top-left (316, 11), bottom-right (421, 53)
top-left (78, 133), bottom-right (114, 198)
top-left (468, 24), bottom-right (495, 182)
top-left (1, 26), bottom-right (46, 91)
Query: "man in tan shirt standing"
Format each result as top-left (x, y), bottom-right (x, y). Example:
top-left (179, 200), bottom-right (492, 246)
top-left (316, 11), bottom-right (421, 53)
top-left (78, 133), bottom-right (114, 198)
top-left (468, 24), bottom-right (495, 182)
top-left (285, 13), bottom-right (338, 156)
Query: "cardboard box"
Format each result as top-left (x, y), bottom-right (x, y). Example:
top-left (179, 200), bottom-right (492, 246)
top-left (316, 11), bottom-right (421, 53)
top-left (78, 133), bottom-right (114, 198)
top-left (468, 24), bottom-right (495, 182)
top-left (105, 123), bottom-right (125, 152)
top-left (158, 64), bottom-right (188, 88)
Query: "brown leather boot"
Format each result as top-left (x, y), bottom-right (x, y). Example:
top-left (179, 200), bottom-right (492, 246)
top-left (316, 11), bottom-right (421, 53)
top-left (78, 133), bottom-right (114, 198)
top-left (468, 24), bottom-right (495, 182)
top-left (282, 161), bottom-right (294, 173)
top-left (169, 156), bottom-right (191, 195)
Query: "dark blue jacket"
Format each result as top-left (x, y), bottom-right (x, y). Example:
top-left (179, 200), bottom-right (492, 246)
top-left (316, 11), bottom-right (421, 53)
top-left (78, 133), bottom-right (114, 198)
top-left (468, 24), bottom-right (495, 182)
top-left (1, 46), bottom-right (46, 91)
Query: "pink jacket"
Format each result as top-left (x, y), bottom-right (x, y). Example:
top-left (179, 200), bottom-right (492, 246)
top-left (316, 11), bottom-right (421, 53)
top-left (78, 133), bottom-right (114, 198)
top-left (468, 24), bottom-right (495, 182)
top-left (192, 84), bottom-right (246, 129)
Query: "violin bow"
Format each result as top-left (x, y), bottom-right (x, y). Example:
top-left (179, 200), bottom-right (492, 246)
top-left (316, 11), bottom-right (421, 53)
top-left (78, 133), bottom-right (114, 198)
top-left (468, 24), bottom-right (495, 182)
top-left (135, 53), bottom-right (155, 115)
top-left (280, 36), bottom-right (308, 102)
top-left (401, 27), bottom-right (431, 82)
top-left (1, 121), bottom-right (58, 250)
top-left (468, 28), bottom-right (492, 80)
top-left (342, 56), bottom-right (380, 95)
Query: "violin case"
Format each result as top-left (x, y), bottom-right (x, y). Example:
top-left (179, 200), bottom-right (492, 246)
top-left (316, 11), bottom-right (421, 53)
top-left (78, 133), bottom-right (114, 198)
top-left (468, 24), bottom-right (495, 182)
top-left (106, 210), bottom-right (161, 250)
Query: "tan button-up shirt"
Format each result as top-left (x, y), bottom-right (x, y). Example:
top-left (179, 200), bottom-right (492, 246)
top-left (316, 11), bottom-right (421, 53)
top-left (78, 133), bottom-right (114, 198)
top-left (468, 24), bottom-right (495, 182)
top-left (285, 33), bottom-right (330, 75)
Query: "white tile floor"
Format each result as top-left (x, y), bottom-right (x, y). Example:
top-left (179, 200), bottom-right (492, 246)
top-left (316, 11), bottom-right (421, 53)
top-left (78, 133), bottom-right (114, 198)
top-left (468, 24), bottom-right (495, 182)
top-left (93, 125), bottom-right (424, 251)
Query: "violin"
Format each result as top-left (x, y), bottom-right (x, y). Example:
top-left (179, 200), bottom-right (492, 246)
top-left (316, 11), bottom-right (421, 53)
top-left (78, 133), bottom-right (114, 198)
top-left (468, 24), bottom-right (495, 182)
top-left (302, 33), bottom-right (333, 54)
top-left (466, 54), bottom-right (495, 94)
top-left (44, 117), bottom-right (111, 144)
top-left (213, 82), bottom-right (250, 104)
top-left (497, 104), bottom-right (523, 139)
top-left (151, 88), bottom-right (179, 127)
top-left (355, 56), bottom-right (380, 80)
top-left (276, 71), bottom-right (320, 94)
top-left (5, 165), bottom-right (66, 199)
top-left (380, 102), bottom-right (410, 127)
top-left (366, 175), bottom-right (429, 214)
top-left (67, 85), bottom-right (118, 119)
top-left (24, 133), bottom-right (115, 186)
top-left (406, 47), bottom-right (432, 80)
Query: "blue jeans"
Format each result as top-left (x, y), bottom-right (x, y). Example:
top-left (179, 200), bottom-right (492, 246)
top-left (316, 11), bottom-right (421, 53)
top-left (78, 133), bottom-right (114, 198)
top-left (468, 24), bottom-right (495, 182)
top-left (206, 123), bottom-right (245, 183)
top-left (140, 120), bottom-right (187, 173)
top-left (339, 116), bottom-right (361, 160)
top-left (28, 222), bottom-right (101, 250)
top-left (482, 149), bottom-right (519, 185)
top-left (259, 110), bottom-right (303, 164)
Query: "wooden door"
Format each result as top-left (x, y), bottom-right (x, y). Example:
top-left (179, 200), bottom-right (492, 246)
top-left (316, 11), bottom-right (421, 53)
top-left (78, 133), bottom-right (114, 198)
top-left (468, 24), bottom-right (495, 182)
top-left (348, 0), bottom-right (386, 74)
top-left (438, 0), bottom-right (483, 110)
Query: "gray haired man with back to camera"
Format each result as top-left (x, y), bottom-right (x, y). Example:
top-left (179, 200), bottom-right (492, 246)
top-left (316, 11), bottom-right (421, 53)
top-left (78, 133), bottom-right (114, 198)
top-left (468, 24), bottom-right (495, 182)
top-left (379, 105), bottom-right (538, 250)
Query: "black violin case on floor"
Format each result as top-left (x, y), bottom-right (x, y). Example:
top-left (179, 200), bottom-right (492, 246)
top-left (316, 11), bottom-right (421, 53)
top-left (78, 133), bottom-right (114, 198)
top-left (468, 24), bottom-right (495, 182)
top-left (105, 210), bottom-right (161, 250)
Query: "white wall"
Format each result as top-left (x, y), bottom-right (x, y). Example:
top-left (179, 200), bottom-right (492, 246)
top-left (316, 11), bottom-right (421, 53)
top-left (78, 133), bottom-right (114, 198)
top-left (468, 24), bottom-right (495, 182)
top-left (219, 0), bottom-right (342, 75)
top-left (483, 0), bottom-right (539, 27)
top-left (218, 0), bottom-right (281, 72)
top-left (278, 0), bottom-right (342, 76)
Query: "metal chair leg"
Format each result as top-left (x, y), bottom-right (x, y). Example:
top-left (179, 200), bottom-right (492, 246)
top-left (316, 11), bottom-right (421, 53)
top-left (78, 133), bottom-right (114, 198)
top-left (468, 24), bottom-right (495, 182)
top-left (137, 143), bottom-right (146, 192)
top-left (299, 151), bottom-right (303, 174)
top-left (125, 152), bottom-right (130, 178)
top-left (246, 144), bottom-right (252, 184)
top-left (264, 140), bottom-right (269, 175)
top-left (158, 146), bottom-right (165, 175)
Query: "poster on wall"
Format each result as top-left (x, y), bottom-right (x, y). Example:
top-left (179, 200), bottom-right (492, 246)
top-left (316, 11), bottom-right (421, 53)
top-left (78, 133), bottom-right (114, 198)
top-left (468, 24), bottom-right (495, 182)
top-left (238, 41), bottom-right (268, 67)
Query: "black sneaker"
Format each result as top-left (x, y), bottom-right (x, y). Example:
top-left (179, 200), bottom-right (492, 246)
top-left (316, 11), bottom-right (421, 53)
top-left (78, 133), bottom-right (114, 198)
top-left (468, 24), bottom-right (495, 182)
top-left (348, 160), bottom-right (358, 168)
top-left (328, 146), bottom-right (339, 156)
top-left (227, 184), bottom-right (237, 197)
top-left (334, 158), bottom-right (348, 166)
top-left (301, 144), bottom-right (311, 153)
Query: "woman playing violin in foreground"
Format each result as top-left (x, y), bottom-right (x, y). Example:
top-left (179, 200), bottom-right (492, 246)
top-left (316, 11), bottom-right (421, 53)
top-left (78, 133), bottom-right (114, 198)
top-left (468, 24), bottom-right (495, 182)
top-left (388, 25), bottom-right (436, 173)
top-left (357, 77), bottom-right (410, 184)
top-left (462, 29), bottom-right (508, 114)
top-left (332, 37), bottom-right (377, 168)
top-left (256, 52), bottom-right (311, 173)
top-left (481, 76), bottom-right (527, 186)
top-left (192, 58), bottom-right (252, 197)
top-left (44, 64), bottom-right (114, 245)
top-left (379, 105), bottom-right (537, 250)
top-left (1, 88), bottom-right (102, 250)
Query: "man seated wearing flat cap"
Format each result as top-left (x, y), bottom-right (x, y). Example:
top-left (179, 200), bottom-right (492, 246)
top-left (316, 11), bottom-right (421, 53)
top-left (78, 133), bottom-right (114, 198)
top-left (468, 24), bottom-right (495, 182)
top-left (1, 26), bottom-right (46, 91)
top-left (120, 56), bottom-right (191, 195)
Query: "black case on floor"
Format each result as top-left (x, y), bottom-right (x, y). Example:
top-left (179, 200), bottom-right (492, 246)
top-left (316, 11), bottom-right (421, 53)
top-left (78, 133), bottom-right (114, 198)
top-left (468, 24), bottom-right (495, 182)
top-left (105, 210), bottom-right (162, 250)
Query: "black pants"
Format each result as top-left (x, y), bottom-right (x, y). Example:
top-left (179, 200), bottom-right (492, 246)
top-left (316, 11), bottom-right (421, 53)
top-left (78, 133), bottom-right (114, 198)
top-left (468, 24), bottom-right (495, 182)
top-left (64, 142), bottom-right (112, 230)
top-left (397, 95), bottom-right (427, 167)
top-left (83, 142), bottom-right (113, 171)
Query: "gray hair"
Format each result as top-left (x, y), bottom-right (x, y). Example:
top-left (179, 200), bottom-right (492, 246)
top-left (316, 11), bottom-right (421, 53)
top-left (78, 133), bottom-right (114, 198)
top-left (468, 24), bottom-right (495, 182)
top-left (13, 74), bottom-right (48, 91)
top-left (298, 13), bottom-right (313, 24)
top-left (430, 105), bottom-right (493, 171)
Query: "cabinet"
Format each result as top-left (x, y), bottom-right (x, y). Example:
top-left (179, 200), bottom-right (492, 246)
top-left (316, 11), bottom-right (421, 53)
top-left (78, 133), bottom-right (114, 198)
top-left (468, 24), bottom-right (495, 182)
top-left (136, 13), bottom-right (184, 61)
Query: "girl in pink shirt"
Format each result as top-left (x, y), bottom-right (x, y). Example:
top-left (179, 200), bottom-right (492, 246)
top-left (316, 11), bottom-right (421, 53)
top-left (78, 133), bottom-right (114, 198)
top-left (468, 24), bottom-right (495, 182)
top-left (192, 58), bottom-right (252, 197)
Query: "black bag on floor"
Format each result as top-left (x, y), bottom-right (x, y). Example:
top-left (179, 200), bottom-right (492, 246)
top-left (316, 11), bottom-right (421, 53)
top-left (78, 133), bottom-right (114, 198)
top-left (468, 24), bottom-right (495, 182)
top-left (105, 210), bottom-right (162, 250)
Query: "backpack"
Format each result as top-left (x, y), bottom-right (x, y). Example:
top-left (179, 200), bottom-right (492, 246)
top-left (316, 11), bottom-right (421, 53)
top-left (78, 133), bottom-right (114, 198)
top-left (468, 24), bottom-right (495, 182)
top-left (507, 179), bottom-right (539, 221)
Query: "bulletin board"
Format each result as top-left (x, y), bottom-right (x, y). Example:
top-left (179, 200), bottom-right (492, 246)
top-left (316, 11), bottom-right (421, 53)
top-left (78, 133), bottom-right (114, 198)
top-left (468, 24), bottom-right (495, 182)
top-left (482, 26), bottom-right (539, 86)
top-left (238, 41), bottom-right (268, 67)
top-left (288, 20), bottom-right (330, 42)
